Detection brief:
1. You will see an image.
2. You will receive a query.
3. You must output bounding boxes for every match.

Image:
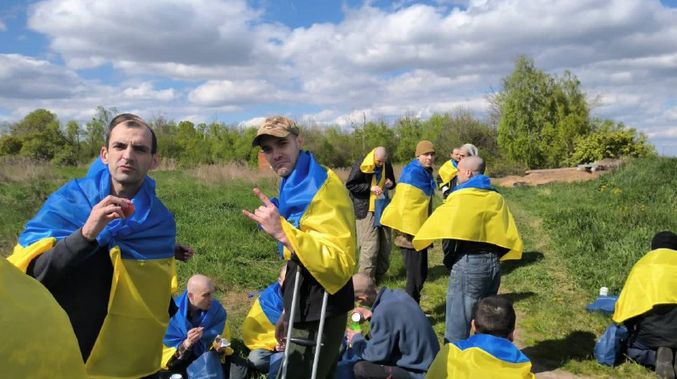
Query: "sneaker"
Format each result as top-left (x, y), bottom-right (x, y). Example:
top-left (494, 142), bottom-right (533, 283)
top-left (656, 346), bottom-right (675, 379)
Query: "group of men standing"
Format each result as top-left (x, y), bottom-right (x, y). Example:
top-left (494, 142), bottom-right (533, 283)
top-left (3, 113), bottom-right (528, 379)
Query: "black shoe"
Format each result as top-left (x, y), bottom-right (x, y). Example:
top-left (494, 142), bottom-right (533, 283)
top-left (656, 347), bottom-right (675, 379)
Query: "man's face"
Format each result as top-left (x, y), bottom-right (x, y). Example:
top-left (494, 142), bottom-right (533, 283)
top-left (457, 160), bottom-right (472, 183)
top-left (451, 149), bottom-right (462, 162)
top-left (101, 124), bottom-right (157, 192)
top-left (374, 154), bottom-right (387, 168)
top-left (188, 284), bottom-right (215, 311)
top-left (417, 151), bottom-right (435, 168)
top-left (259, 135), bottom-right (301, 177)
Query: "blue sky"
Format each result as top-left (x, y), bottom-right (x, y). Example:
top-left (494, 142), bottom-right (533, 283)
top-left (1, 0), bottom-right (676, 156)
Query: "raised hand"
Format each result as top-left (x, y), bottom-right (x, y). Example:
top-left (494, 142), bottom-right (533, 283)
top-left (242, 188), bottom-right (287, 245)
top-left (81, 195), bottom-right (132, 241)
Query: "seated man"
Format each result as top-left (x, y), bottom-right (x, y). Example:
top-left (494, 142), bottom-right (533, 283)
top-left (242, 265), bottom-right (286, 374)
top-left (427, 296), bottom-right (535, 378)
top-left (345, 274), bottom-right (439, 379)
top-left (162, 274), bottom-right (247, 379)
top-left (613, 231), bottom-right (677, 377)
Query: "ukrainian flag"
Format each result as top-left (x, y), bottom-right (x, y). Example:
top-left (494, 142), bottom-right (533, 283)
top-left (359, 148), bottom-right (387, 212)
top-left (413, 175), bottom-right (523, 259)
top-left (426, 334), bottom-right (535, 379)
top-left (275, 151), bottom-right (357, 294)
top-left (0, 258), bottom-right (88, 378)
top-left (612, 248), bottom-right (677, 323)
top-left (438, 159), bottom-right (458, 189)
top-left (8, 163), bottom-right (177, 379)
top-left (380, 159), bottom-right (435, 236)
top-left (242, 282), bottom-right (284, 351)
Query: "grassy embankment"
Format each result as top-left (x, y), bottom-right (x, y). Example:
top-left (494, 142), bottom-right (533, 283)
top-left (1, 156), bottom-right (675, 378)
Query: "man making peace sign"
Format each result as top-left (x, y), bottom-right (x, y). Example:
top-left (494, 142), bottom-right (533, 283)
top-left (243, 116), bottom-right (357, 378)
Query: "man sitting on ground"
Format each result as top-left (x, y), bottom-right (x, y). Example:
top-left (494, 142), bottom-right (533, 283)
top-left (613, 231), bottom-right (677, 378)
top-left (427, 295), bottom-right (535, 378)
top-left (346, 273), bottom-right (439, 379)
top-left (162, 274), bottom-right (248, 379)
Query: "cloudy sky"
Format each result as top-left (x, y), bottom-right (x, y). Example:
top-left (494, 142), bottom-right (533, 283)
top-left (1, 0), bottom-right (676, 155)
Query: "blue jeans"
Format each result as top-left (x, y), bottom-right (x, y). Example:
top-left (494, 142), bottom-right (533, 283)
top-left (445, 252), bottom-right (500, 342)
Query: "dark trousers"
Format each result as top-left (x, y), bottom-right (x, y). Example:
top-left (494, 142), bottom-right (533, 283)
top-left (353, 361), bottom-right (412, 379)
top-left (400, 247), bottom-right (428, 303)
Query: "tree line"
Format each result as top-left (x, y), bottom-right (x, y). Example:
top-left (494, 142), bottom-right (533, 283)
top-left (0, 56), bottom-right (654, 172)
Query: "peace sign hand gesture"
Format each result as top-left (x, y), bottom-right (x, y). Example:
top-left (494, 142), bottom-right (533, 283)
top-left (242, 188), bottom-right (289, 246)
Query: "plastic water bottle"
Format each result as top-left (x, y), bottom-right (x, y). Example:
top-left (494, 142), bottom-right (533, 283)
top-left (350, 311), bottom-right (363, 332)
top-left (599, 287), bottom-right (609, 297)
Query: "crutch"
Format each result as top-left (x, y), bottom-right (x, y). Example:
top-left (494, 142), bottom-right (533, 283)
top-left (280, 269), bottom-right (329, 379)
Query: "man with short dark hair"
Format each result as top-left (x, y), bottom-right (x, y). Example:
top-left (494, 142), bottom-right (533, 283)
top-left (613, 231), bottom-right (677, 377)
top-left (242, 116), bottom-right (356, 378)
top-left (346, 274), bottom-right (439, 379)
top-left (414, 156), bottom-right (523, 342)
top-left (8, 113), bottom-right (178, 378)
top-left (346, 146), bottom-right (396, 283)
top-left (426, 296), bottom-right (535, 378)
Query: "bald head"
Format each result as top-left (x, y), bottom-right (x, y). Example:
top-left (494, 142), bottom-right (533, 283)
top-left (373, 146), bottom-right (387, 167)
top-left (457, 156), bottom-right (486, 184)
top-left (353, 273), bottom-right (378, 306)
top-left (187, 274), bottom-right (215, 310)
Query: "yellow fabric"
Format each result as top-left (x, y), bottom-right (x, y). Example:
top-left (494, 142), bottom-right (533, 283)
top-left (612, 248), bottom-right (677, 323)
top-left (161, 320), bottom-right (234, 368)
top-left (9, 239), bottom-right (175, 379)
top-left (426, 343), bottom-right (535, 379)
top-left (242, 297), bottom-right (278, 351)
top-left (0, 257), bottom-right (87, 378)
top-left (86, 247), bottom-right (174, 379)
top-left (280, 169), bottom-right (357, 295)
top-left (359, 148), bottom-right (387, 212)
top-left (413, 188), bottom-right (523, 259)
top-left (438, 160), bottom-right (458, 189)
top-left (380, 182), bottom-right (431, 236)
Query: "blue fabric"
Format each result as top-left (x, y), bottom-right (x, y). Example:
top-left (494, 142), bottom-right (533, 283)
top-left (586, 296), bottom-right (619, 315)
top-left (271, 151), bottom-right (327, 257)
top-left (453, 334), bottom-right (531, 364)
top-left (86, 157), bottom-right (107, 177)
top-left (164, 291), bottom-right (227, 358)
top-left (594, 323), bottom-right (628, 366)
top-left (372, 188), bottom-right (390, 228)
top-left (335, 339), bottom-right (359, 379)
top-left (267, 352), bottom-right (284, 379)
top-left (446, 252), bottom-right (501, 342)
top-left (350, 288), bottom-right (439, 379)
top-left (186, 350), bottom-right (225, 379)
top-left (19, 160), bottom-right (175, 260)
top-left (452, 174), bottom-right (496, 193)
top-left (399, 159), bottom-right (435, 197)
top-left (258, 282), bottom-right (283, 324)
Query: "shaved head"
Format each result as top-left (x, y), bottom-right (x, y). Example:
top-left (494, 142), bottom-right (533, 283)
top-left (457, 156), bottom-right (486, 184)
top-left (373, 146), bottom-right (387, 167)
top-left (353, 273), bottom-right (378, 306)
top-left (187, 274), bottom-right (215, 310)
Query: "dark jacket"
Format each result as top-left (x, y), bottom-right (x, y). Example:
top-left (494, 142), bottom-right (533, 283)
top-left (351, 289), bottom-right (439, 378)
top-left (345, 159), bottom-right (396, 219)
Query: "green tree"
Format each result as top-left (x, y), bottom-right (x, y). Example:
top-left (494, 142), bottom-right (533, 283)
top-left (568, 120), bottom-right (655, 164)
top-left (496, 55), bottom-right (590, 168)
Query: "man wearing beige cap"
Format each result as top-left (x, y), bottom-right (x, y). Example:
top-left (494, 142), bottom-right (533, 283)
top-left (380, 140), bottom-right (436, 303)
top-left (242, 116), bottom-right (357, 378)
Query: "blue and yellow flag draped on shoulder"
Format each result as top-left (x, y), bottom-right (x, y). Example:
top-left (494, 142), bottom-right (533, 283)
top-left (426, 334), bottom-right (535, 379)
top-left (360, 148), bottom-right (387, 212)
top-left (0, 257), bottom-right (88, 379)
top-left (242, 281), bottom-right (284, 351)
top-left (438, 159), bottom-right (458, 189)
top-left (413, 175), bottom-right (523, 259)
top-left (276, 151), bottom-right (356, 295)
top-left (7, 162), bottom-right (177, 379)
top-left (162, 292), bottom-right (233, 367)
top-left (612, 248), bottom-right (677, 323)
top-left (380, 159), bottom-right (435, 236)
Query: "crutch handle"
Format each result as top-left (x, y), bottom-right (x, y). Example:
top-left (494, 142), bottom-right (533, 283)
top-left (289, 337), bottom-right (324, 347)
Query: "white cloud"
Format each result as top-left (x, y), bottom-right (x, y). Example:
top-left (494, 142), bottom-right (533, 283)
top-left (122, 83), bottom-right (176, 101)
top-left (238, 117), bottom-right (266, 128)
top-left (188, 80), bottom-right (284, 106)
top-left (0, 21), bottom-right (6, 32)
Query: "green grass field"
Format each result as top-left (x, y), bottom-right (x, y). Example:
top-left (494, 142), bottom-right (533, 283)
top-left (1, 157), bottom-right (675, 378)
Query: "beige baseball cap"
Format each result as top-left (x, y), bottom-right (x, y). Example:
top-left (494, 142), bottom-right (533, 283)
top-left (252, 116), bottom-right (300, 147)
